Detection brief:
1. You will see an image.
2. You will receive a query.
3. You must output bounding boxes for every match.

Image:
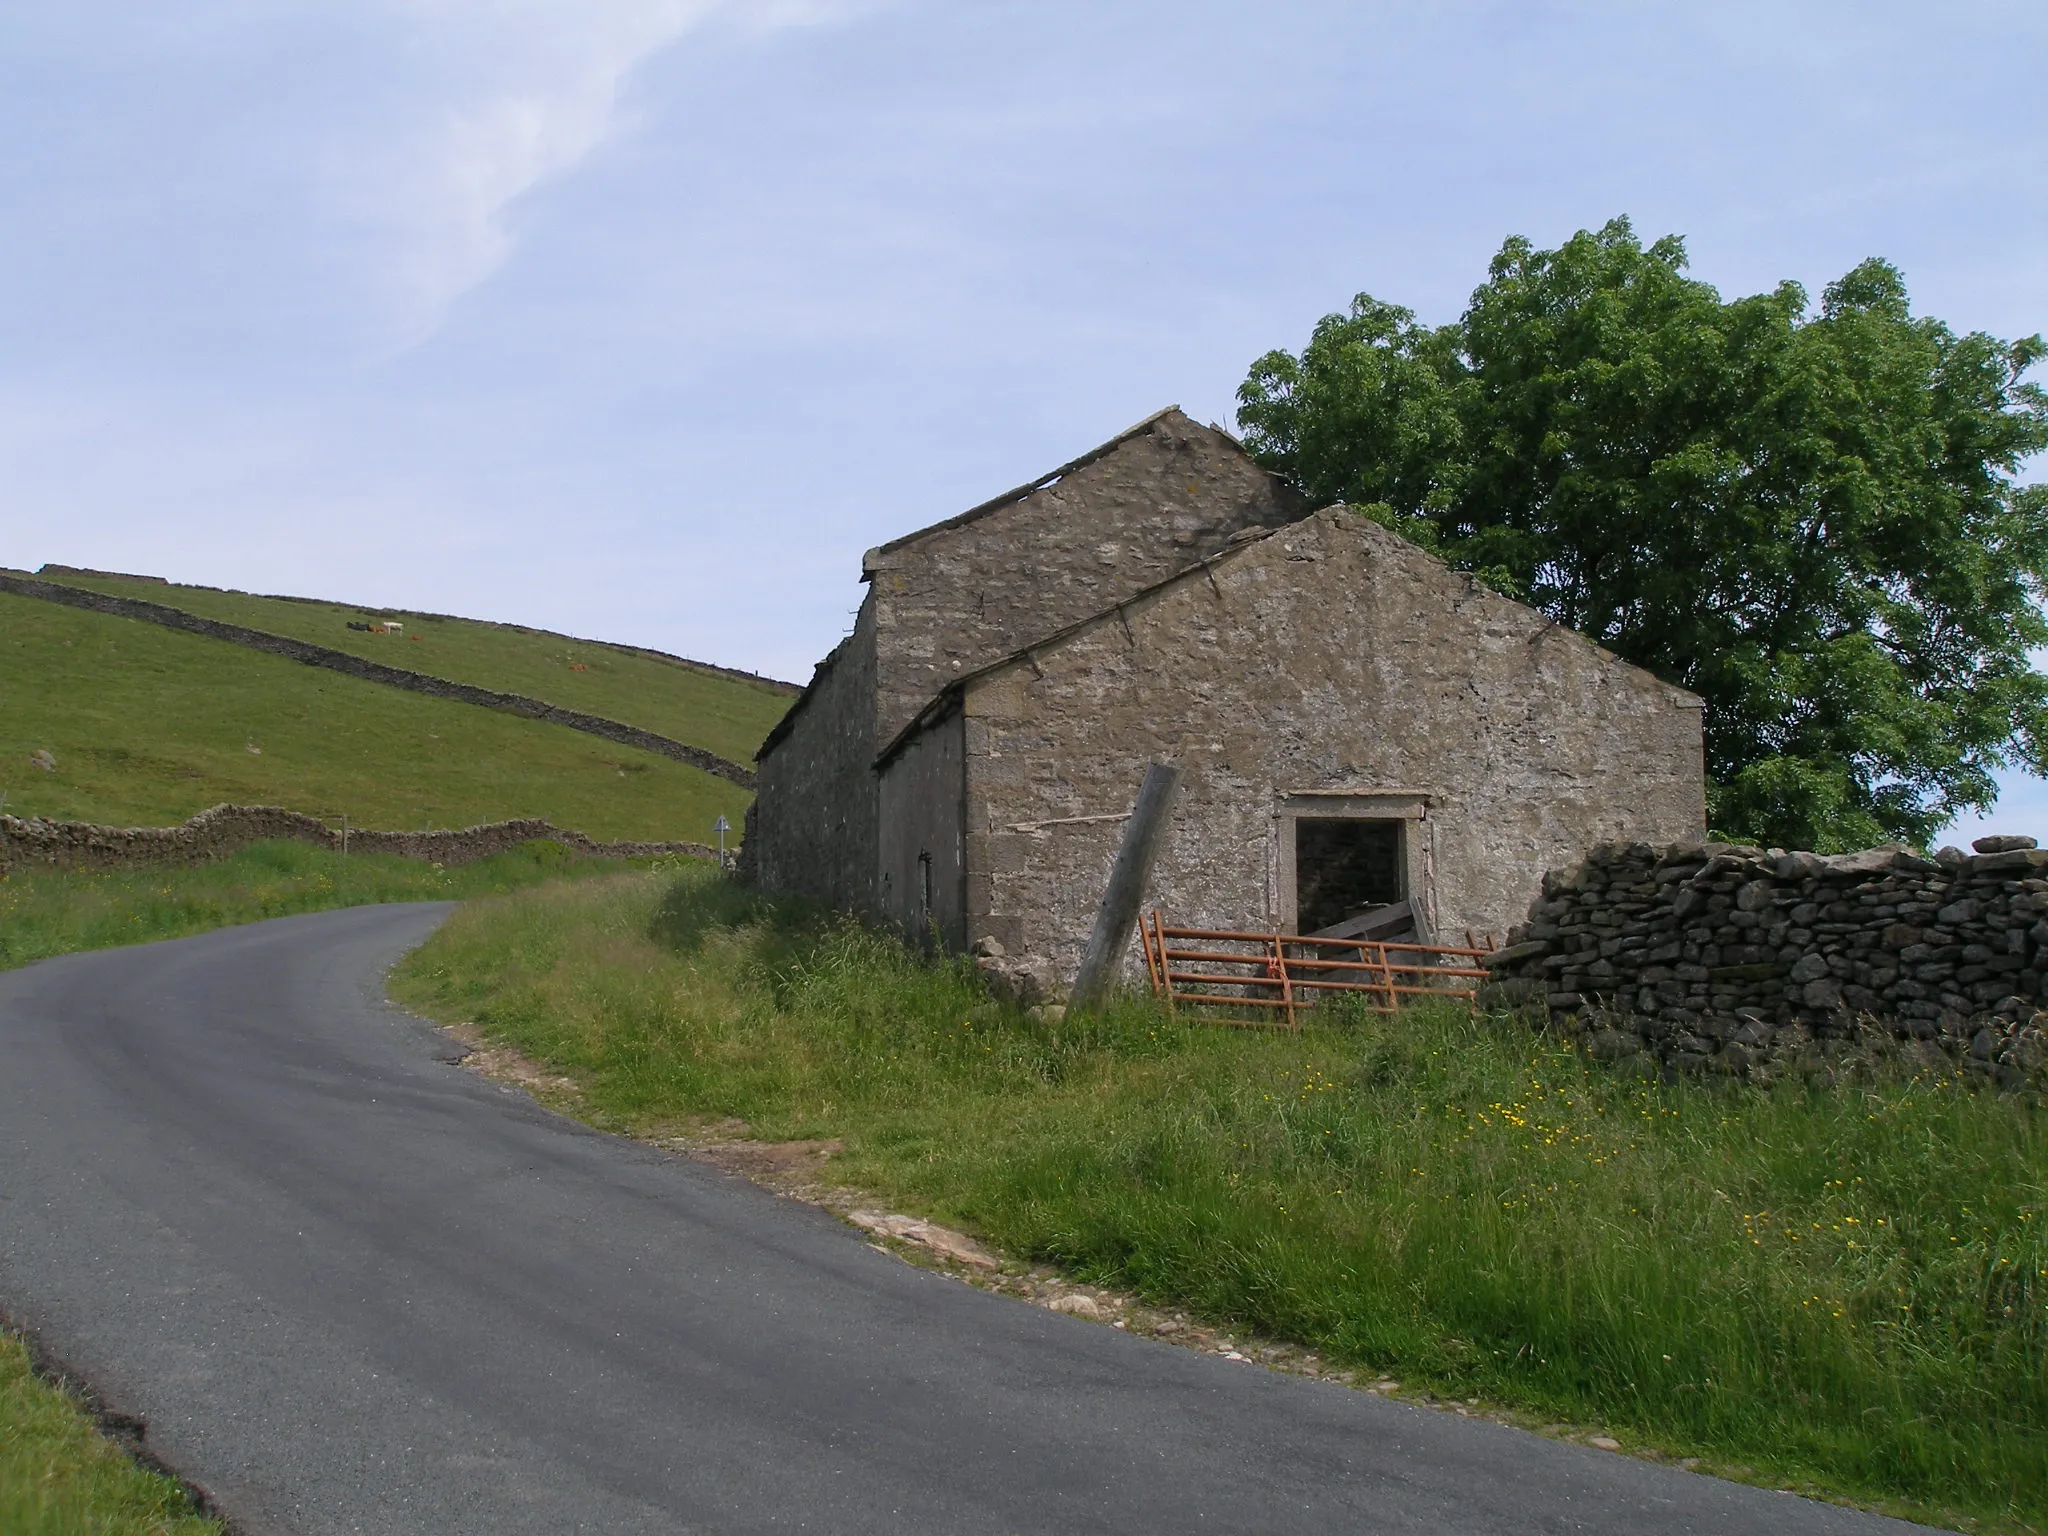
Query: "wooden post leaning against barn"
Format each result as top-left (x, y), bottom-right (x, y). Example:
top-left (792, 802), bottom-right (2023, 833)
top-left (1068, 763), bottom-right (1182, 1015)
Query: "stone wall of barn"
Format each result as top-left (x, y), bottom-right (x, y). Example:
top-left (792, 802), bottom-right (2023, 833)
top-left (741, 607), bottom-right (880, 912)
top-left (861, 409), bottom-right (1300, 744)
top-left (1482, 837), bottom-right (2048, 1088)
top-left (947, 509), bottom-right (1706, 998)
top-left (751, 408), bottom-right (1299, 917)
top-left (875, 705), bottom-right (967, 950)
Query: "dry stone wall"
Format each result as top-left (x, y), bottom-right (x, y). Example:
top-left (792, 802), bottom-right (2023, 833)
top-left (1483, 836), bottom-right (2048, 1090)
top-left (0, 804), bottom-right (714, 872)
top-left (35, 565), bottom-right (800, 695)
top-left (0, 570), bottom-right (756, 789)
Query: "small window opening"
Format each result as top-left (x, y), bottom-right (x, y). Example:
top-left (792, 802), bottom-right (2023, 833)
top-left (1295, 818), bottom-right (1403, 934)
top-left (917, 850), bottom-right (933, 924)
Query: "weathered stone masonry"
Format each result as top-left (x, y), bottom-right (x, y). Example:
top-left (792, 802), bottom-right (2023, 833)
top-left (743, 603), bottom-right (881, 911)
top-left (752, 407), bottom-right (1711, 999)
top-left (1483, 836), bottom-right (2048, 1088)
top-left (744, 407), bottom-right (1302, 914)
top-left (880, 509), bottom-right (1705, 994)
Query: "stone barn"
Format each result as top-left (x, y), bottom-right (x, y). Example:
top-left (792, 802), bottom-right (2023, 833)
top-left (746, 409), bottom-right (1707, 1000)
top-left (745, 407), bottom-right (1302, 910)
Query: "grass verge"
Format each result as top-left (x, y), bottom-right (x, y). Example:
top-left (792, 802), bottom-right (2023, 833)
top-left (392, 866), bottom-right (2048, 1533)
top-left (0, 838), bottom-right (678, 974)
top-left (0, 1330), bottom-right (219, 1536)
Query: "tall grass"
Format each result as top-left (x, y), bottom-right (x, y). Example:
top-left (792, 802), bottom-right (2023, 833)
top-left (0, 839), bottom-right (667, 973)
top-left (0, 1331), bottom-right (219, 1536)
top-left (392, 866), bottom-right (2048, 1530)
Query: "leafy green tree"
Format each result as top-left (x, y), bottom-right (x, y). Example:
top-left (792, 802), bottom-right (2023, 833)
top-left (1238, 218), bottom-right (2048, 851)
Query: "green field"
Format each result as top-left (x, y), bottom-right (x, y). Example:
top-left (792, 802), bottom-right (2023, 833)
top-left (0, 564), bottom-right (778, 1530)
top-left (0, 837), bottom-right (667, 974)
top-left (0, 590), bottom-right (749, 841)
top-left (394, 867), bottom-right (2048, 1534)
top-left (39, 569), bottom-right (794, 766)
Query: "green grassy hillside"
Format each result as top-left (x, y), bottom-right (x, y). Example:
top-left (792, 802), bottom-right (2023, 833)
top-left (40, 569), bottom-right (794, 766)
top-left (0, 590), bottom-right (749, 841)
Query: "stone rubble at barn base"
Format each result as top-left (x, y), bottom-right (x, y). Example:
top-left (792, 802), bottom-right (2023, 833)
top-left (1482, 834), bottom-right (2048, 1091)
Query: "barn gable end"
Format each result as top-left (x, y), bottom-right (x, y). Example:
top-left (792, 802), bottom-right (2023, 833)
top-left (747, 408), bottom-right (1300, 915)
top-left (878, 508), bottom-right (1704, 993)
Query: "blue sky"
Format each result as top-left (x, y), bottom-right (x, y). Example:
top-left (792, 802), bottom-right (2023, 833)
top-left (2, 1), bottom-right (2043, 840)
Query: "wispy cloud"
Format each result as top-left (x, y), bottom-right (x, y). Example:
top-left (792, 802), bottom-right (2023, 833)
top-left (333, 0), bottom-right (840, 345)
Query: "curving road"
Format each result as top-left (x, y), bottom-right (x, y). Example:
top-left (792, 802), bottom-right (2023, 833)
top-left (0, 905), bottom-right (1943, 1535)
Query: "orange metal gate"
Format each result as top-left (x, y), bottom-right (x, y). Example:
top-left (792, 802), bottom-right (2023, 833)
top-left (1138, 912), bottom-right (1493, 1029)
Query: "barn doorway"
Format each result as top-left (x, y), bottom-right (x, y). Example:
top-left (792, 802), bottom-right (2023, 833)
top-left (1293, 817), bottom-right (1404, 934)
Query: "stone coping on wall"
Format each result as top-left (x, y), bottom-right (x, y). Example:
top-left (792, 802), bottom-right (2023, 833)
top-left (1481, 836), bottom-right (2048, 1091)
top-left (0, 804), bottom-right (716, 872)
top-left (0, 570), bottom-right (757, 789)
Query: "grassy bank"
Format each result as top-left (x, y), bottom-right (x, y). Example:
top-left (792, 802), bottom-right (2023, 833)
top-left (0, 1331), bottom-right (218, 1536)
top-left (0, 838), bottom-right (671, 974)
top-left (392, 867), bottom-right (2048, 1533)
top-left (0, 589), bottom-right (749, 839)
top-left (40, 569), bottom-right (794, 766)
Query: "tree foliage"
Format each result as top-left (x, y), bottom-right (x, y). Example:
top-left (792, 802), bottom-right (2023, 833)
top-left (1238, 218), bottom-right (2048, 851)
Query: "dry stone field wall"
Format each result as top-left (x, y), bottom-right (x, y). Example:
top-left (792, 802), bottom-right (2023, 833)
top-left (1483, 837), bottom-right (2048, 1091)
top-left (0, 804), bottom-right (715, 872)
top-left (33, 564), bottom-right (802, 696)
top-left (0, 570), bottom-right (757, 789)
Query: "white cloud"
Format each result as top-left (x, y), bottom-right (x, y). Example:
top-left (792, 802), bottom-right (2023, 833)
top-left (331, 0), bottom-right (839, 346)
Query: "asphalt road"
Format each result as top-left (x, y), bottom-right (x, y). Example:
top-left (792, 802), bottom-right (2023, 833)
top-left (0, 904), bottom-right (1946, 1535)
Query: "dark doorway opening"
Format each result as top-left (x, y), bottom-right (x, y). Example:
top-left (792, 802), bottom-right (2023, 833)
top-left (1295, 818), bottom-right (1403, 933)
